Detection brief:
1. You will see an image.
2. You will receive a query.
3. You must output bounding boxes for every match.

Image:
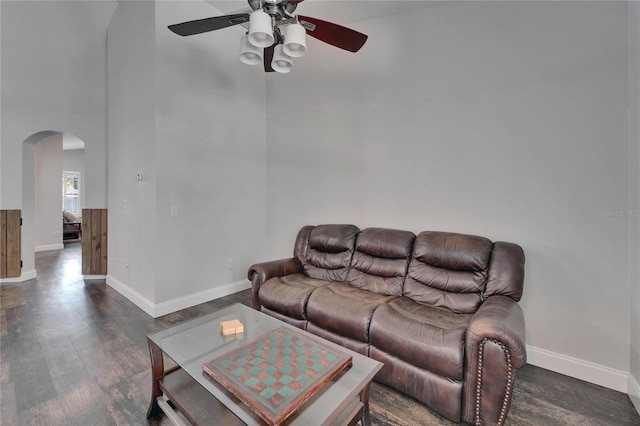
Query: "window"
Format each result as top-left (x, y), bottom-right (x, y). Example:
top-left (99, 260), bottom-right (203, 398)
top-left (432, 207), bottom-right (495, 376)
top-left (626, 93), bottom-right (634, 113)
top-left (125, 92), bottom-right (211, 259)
top-left (62, 171), bottom-right (81, 215)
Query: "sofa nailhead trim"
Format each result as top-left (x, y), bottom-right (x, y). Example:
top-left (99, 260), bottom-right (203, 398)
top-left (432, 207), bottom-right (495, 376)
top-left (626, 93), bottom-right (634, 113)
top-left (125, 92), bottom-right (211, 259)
top-left (475, 338), bottom-right (514, 426)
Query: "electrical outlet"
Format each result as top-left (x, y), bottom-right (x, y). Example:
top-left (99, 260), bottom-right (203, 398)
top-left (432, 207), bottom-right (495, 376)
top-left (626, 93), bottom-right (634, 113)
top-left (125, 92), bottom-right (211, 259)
top-left (227, 259), bottom-right (234, 270)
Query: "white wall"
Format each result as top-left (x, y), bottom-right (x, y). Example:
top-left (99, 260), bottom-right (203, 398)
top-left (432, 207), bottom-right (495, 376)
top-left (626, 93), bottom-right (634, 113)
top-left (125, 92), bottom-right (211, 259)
top-left (154, 1), bottom-right (267, 305)
top-left (266, 1), bottom-right (630, 390)
top-left (629, 0), bottom-right (640, 412)
top-left (63, 148), bottom-right (85, 176)
top-left (0, 0), bottom-right (114, 277)
top-left (21, 141), bottom-right (36, 279)
top-left (34, 134), bottom-right (63, 251)
top-left (107, 0), bottom-right (157, 304)
top-left (107, 0), bottom-right (267, 315)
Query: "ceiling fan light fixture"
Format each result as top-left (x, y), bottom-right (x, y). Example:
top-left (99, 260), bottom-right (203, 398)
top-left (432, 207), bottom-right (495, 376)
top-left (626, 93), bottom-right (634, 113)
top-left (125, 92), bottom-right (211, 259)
top-left (283, 23), bottom-right (307, 58)
top-left (271, 45), bottom-right (293, 73)
top-left (248, 10), bottom-right (274, 48)
top-left (239, 33), bottom-right (263, 65)
top-left (168, 1), bottom-right (370, 73)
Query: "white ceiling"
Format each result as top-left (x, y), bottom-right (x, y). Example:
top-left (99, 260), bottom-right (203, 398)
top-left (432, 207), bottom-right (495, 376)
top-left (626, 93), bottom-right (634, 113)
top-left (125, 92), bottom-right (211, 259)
top-left (205, 0), bottom-right (443, 24)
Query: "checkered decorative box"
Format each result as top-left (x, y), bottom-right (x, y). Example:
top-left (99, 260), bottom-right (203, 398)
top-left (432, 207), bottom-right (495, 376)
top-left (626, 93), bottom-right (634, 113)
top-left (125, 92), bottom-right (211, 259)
top-left (203, 326), bottom-right (352, 425)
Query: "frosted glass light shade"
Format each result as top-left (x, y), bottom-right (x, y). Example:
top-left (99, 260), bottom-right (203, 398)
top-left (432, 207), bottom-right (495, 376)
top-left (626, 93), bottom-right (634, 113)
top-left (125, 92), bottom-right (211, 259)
top-left (248, 10), bottom-right (274, 48)
top-left (271, 45), bottom-right (293, 73)
top-left (240, 34), bottom-right (262, 65)
top-left (283, 23), bottom-right (307, 58)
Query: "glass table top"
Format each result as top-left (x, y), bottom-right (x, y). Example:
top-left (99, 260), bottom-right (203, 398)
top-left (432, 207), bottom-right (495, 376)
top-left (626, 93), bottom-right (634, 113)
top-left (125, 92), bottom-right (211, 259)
top-left (147, 303), bottom-right (382, 425)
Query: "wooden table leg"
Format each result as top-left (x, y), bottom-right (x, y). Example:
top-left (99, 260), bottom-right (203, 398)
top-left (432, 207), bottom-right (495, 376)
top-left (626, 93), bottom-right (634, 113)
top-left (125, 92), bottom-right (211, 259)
top-left (360, 381), bottom-right (374, 426)
top-left (147, 337), bottom-right (165, 418)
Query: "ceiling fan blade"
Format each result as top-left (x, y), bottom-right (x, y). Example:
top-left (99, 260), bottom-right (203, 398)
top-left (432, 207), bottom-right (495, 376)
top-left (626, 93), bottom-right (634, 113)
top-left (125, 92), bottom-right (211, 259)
top-left (263, 44), bottom-right (276, 73)
top-left (168, 14), bottom-right (250, 36)
top-left (297, 15), bottom-right (368, 53)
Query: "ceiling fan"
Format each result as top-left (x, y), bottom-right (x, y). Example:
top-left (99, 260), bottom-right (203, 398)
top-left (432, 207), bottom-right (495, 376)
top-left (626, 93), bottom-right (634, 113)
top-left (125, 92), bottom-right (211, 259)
top-left (168, 0), bottom-right (368, 73)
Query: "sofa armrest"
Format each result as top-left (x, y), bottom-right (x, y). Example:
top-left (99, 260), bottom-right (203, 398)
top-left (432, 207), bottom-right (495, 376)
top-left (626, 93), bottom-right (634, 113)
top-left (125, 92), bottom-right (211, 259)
top-left (463, 295), bottom-right (526, 425)
top-left (247, 258), bottom-right (303, 310)
top-left (467, 295), bottom-right (526, 364)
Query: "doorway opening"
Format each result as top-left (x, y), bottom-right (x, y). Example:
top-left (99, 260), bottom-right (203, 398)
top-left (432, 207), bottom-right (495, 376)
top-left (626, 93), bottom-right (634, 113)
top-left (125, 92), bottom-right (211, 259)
top-left (20, 131), bottom-right (85, 280)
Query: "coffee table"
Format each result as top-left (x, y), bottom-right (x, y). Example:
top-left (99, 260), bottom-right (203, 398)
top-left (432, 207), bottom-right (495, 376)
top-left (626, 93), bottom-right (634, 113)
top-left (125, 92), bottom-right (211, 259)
top-left (146, 303), bottom-right (383, 425)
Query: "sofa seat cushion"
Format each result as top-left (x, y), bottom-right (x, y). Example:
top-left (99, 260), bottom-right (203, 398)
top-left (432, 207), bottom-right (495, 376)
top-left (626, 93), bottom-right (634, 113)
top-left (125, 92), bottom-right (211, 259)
top-left (306, 282), bottom-right (397, 343)
top-left (259, 274), bottom-right (331, 320)
top-left (370, 297), bottom-right (472, 381)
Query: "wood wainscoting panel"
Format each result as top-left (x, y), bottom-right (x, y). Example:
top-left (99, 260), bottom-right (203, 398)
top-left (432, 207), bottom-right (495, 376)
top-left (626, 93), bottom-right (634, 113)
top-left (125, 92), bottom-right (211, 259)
top-left (82, 209), bottom-right (108, 275)
top-left (0, 210), bottom-right (21, 279)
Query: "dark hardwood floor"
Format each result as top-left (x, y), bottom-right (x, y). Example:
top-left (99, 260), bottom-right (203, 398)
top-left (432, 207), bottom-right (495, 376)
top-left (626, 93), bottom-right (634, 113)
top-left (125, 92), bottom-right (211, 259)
top-left (1, 243), bottom-right (638, 425)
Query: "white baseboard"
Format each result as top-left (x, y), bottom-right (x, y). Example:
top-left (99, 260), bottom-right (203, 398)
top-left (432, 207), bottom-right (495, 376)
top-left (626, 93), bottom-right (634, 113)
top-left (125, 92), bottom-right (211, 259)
top-left (105, 275), bottom-right (251, 318)
top-left (83, 275), bottom-right (106, 280)
top-left (106, 275), bottom-right (156, 317)
top-left (629, 374), bottom-right (640, 415)
top-left (526, 345), bottom-right (629, 393)
top-left (35, 243), bottom-right (64, 252)
top-left (0, 269), bottom-right (37, 283)
top-left (152, 280), bottom-right (251, 318)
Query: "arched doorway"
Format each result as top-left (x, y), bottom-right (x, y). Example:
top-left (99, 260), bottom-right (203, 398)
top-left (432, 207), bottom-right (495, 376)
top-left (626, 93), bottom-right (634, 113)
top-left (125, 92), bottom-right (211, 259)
top-left (20, 131), bottom-right (86, 280)
top-left (3, 129), bottom-right (106, 282)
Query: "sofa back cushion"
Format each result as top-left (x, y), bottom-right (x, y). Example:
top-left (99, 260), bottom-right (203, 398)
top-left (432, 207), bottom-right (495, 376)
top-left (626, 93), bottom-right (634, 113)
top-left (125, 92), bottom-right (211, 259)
top-left (294, 224), bottom-right (360, 281)
top-left (486, 241), bottom-right (525, 301)
top-left (404, 231), bottom-right (493, 314)
top-left (346, 228), bottom-right (415, 296)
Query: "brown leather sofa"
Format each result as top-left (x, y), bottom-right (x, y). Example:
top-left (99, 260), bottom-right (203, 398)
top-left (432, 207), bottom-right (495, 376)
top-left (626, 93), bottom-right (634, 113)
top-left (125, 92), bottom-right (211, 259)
top-left (248, 224), bottom-right (526, 425)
